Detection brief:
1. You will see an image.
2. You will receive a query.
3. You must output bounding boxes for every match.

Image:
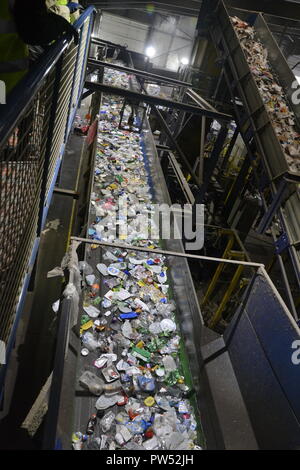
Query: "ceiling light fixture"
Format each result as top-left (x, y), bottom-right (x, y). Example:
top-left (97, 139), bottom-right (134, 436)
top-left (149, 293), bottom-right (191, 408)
top-left (145, 46), bottom-right (156, 58)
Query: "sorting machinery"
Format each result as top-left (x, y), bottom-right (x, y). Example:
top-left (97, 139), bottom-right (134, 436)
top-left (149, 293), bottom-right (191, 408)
top-left (193, 1), bottom-right (300, 319)
top-left (216, 3), bottom-right (300, 284)
top-left (0, 0), bottom-right (300, 450)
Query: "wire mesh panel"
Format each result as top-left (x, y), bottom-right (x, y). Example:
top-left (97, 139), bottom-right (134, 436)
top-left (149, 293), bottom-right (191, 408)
top-left (65, 16), bottom-right (92, 139)
top-left (0, 74), bottom-right (55, 345)
top-left (45, 50), bottom-right (77, 195)
top-left (46, 16), bottom-right (93, 196)
top-left (0, 7), bottom-right (95, 371)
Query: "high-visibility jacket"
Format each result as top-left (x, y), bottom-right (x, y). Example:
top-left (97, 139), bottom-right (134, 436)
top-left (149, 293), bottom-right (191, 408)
top-left (0, 0), bottom-right (28, 96)
top-left (46, 0), bottom-right (71, 23)
top-left (47, 1), bottom-right (79, 25)
top-left (48, 0), bottom-right (79, 23)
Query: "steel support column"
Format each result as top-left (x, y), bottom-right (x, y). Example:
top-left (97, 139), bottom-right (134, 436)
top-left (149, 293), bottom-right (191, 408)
top-left (151, 106), bottom-right (200, 186)
top-left (221, 125), bottom-right (239, 171)
top-left (257, 179), bottom-right (288, 234)
top-left (195, 125), bottom-right (229, 204)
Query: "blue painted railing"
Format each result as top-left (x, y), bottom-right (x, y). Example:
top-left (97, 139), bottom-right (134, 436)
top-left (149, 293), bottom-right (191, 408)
top-left (0, 6), bottom-right (96, 400)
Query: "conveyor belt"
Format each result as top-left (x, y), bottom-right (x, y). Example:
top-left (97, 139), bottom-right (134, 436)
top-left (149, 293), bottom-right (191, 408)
top-left (70, 68), bottom-right (206, 450)
top-left (212, 1), bottom-right (300, 181)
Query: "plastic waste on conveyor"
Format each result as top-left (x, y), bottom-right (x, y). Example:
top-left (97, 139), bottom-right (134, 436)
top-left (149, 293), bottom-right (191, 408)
top-left (212, 1), bottom-right (300, 180)
top-left (231, 16), bottom-right (300, 175)
top-left (226, 12), bottom-right (300, 269)
top-left (72, 66), bottom-right (202, 451)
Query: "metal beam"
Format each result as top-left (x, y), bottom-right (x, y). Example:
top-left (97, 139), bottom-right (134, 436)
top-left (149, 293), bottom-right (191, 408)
top-left (88, 58), bottom-right (192, 87)
top-left (156, 144), bottom-right (171, 151)
top-left (91, 0), bottom-right (201, 17)
top-left (81, 89), bottom-right (94, 100)
top-left (84, 81), bottom-right (233, 121)
top-left (167, 150), bottom-right (196, 204)
top-left (195, 125), bottom-right (229, 204)
top-left (70, 237), bottom-right (264, 269)
top-left (257, 179), bottom-right (288, 234)
top-left (186, 88), bottom-right (218, 113)
top-left (199, 116), bottom-right (206, 183)
top-left (175, 113), bottom-right (192, 139)
top-left (53, 188), bottom-right (79, 199)
top-left (91, 38), bottom-right (143, 56)
top-left (151, 106), bottom-right (200, 186)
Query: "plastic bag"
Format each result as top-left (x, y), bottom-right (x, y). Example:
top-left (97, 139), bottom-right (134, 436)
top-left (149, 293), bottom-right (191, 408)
top-left (100, 411), bottom-right (116, 432)
top-left (79, 261), bottom-right (94, 276)
top-left (82, 332), bottom-right (99, 351)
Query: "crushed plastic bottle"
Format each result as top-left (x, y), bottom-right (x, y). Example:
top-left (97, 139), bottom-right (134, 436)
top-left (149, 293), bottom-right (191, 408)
top-left (79, 371), bottom-right (104, 395)
top-left (86, 414), bottom-right (97, 435)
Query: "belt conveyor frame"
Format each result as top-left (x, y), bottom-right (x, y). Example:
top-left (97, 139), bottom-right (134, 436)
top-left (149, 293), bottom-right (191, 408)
top-left (208, 0), bottom-right (300, 317)
top-left (74, 71), bottom-right (207, 450)
top-left (45, 87), bottom-right (208, 451)
top-left (214, 2), bottom-right (300, 182)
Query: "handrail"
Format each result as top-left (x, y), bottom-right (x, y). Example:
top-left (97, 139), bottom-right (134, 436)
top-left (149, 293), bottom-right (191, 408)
top-left (0, 5), bottom-right (96, 401)
top-left (0, 6), bottom-right (96, 148)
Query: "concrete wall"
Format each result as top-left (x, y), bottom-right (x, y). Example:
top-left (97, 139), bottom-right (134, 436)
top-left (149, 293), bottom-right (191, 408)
top-left (99, 12), bottom-right (196, 71)
top-left (99, 12), bottom-right (148, 54)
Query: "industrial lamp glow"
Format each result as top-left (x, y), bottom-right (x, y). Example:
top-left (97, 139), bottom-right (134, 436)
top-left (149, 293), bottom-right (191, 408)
top-left (181, 57), bottom-right (189, 65)
top-left (145, 46), bottom-right (156, 58)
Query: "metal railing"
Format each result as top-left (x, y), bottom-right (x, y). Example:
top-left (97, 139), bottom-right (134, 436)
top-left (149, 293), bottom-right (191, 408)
top-left (0, 6), bottom-right (96, 392)
top-left (45, 236), bottom-right (300, 449)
